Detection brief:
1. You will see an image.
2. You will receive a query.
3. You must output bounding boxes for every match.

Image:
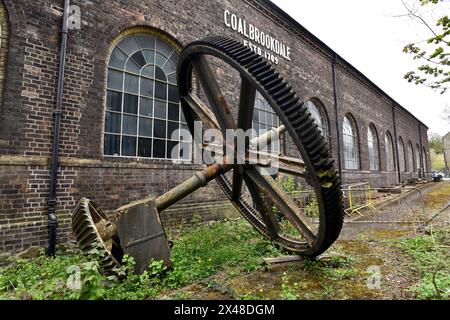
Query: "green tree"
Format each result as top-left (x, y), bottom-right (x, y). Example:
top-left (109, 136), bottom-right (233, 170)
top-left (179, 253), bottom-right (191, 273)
top-left (402, 0), bottom-right (450, 94)
top-left (428, 132), bottom-right (444, 154)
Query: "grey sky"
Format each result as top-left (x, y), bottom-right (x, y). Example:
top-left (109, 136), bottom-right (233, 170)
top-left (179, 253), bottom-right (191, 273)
top-left (270, 0), bottom-right (449, 136)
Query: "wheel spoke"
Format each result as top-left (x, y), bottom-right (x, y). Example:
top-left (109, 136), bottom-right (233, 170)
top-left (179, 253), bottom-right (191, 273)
top-left (182, 92), bottom-right (220, 131)
top-left (190, 54), bottom-right (236, 134)
top-left (252, 153), bottom-right (307, 178)
top-left (244, 166), bottom-right (317, 244)
top-left (232, 167), bottom-right (244, 200)
top-left (237, 77), bottom-right (256, 132)
top-left (232, 77), bottom-right (256, 200)
top-left (243, 174), bottom-right (280, 238)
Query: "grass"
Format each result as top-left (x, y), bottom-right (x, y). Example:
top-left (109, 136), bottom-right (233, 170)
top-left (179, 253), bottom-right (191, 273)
top-left (163, 220), bottom-right (284, 288)
top-left (0, 219), bottom-right (284, 300)
top-left (396, 227), bottom-right (450, 299)
top-left (2, 218), bottom-right (449, 300)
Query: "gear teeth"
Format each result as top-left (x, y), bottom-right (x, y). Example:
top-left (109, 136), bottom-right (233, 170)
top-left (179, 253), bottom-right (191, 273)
top-left (259, 72), bottom-right (280, 84)
top-left (71, 198), bottom-right (120, 274)
top-left (276, 92), bottom-right (296, 105)
top-left (248, 61), bottom-right (267, 73)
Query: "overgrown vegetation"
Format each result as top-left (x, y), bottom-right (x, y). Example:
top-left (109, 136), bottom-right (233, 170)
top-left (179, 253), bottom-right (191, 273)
top-left (2, 213), bottom-right (449, 300)
top-left (397, 227), bottom-right (450, 299)
top-left (0, 220), bottom-right (284, 300)
top-left (163, 220), bottom-right (283, 288)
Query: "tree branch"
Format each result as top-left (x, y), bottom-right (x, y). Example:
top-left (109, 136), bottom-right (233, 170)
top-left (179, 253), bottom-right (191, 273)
top-left (401, 0), bottom-right (440, 37)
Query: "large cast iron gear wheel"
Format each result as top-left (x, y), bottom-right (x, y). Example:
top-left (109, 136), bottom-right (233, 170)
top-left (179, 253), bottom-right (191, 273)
top-left (177, 35), bottom-right (344, 257)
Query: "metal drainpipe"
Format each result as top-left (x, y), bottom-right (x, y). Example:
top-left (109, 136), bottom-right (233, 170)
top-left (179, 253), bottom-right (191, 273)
top-left (47, 0), bottom-right (70, 256)
top-left (331, 54), bottom-right (342, 178)
top-left (392, 104), bottom-right (401, 183)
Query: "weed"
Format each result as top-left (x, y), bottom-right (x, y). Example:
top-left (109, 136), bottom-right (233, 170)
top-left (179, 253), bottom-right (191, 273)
top-left (321, 283), bottom-right (335, 298)
top-left (0, 219), bottom-right (284, 300)
top-left (163, 220), bottom-right (283, 288)
top-left (396, 227), bottom-right (450, 299)
top-left (280, 272), bottom-right (299, 300)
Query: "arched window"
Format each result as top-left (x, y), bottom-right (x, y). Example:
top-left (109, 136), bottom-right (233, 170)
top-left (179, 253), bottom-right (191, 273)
top-left (385, 132), bottom-right (395, 172)
top-left (104, 33), bottom-right (189, 160)
top-left (416, 144), bottom-right (421, 171)
top-left (397, 137), bottom-right (406, 172)
top-left (306, 100), bottom-right (330, 146)
top-left (252, 91), bottom-right (280, 154)
top-left (407, 142), bottom-right (414, 172)
top-left (422, 147), bottom-right (428, 172)
top-left (367, 124), bottom-right (380, 171)
top-left (343, 115), bottom-right (359, 170)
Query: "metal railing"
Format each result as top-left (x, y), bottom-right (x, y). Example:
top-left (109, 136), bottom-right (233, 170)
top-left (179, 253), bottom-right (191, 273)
top-left (342, 183), bottom-right (375, 216)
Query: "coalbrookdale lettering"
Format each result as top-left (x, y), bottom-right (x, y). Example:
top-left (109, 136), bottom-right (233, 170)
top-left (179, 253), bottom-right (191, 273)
top-left (224, 9), bottom-right (291, 62)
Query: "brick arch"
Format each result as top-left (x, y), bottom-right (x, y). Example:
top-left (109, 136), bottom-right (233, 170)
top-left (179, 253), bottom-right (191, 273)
top-left (106, 26), bottom-right (184, 61)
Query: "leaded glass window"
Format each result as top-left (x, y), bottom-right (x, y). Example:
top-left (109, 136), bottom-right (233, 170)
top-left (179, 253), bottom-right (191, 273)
top-left (343, 115), bottom-right (359, 170)
top-left (306, 101), bottom-right (329, 146)
top-left (398, 137), bottom-right (406, 172)
top-left (104, 33), bottom-right (191, 160)
top-left (422, 147), bottom-right (427, 172)
top-left (252, 91), bottom-right (281, 155)
top-left (368, 125), bottom-right (380, 171)
top-left (385, 132), bottom-right (395, 172)
top-left (407, 142), bottom-right (414, 172)
top-left (416, 145), bottom-right (421, 171)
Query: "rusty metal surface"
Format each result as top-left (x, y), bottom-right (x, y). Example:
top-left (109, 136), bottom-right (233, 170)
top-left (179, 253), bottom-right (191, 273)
top-left (72, 36), bottom-right (343, 274)
top-left (115, 199), bottom-right (171, 274)
top-left (177, 35), bottom-right (343, 256)
top-left (71, 198), bottom-right (121, 273)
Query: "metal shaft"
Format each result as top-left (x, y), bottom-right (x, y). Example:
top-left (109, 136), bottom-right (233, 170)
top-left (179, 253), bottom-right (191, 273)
top-left (155, 125), bottom-right (286, 212)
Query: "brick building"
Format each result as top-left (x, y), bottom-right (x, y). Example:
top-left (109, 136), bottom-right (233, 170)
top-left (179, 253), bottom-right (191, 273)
top-left (0, 0), bottom-right (431, 252)
top-left (444, 132), bottom-right (450, 175)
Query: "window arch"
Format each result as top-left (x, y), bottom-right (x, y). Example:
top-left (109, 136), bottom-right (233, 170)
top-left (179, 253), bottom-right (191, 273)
top-left (397, 137), bottom-right (406, 172)
top-left (104, 32), bottom-right (190, 159)
top-left (367, 124), bottom-right (380, 171)
top-left (385, 132), bottom-right (395, 172)
top-left (306, 100), bottom-right (330, 146)
top-left (407, 141), bottom-right (414, 172)
top-left (252, 91), bottom-right (280, 154)
top-left (343, 114), bottom-right (359, 170)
